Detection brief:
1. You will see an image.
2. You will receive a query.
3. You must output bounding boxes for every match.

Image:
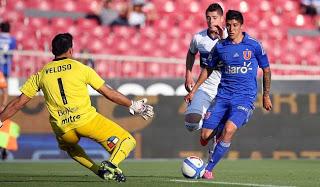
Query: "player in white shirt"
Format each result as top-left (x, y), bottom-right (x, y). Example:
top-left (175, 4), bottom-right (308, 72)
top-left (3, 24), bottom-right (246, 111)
top-left (184, 3), bottom-right (226, 133)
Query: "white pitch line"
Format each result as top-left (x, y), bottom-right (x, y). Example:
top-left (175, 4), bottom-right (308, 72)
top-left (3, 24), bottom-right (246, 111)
top-left (170, 179), bottom-right (296, 187)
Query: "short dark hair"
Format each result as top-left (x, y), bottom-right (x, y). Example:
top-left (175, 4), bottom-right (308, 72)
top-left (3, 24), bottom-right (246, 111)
top-left (51, 33), bottom-right (73, 56)
top-left (206, 3), bottom-right (223, 16)
top-left (0, 21), bottom-right (10, 33)
top-left (226, 10), bottom-right (244, 24)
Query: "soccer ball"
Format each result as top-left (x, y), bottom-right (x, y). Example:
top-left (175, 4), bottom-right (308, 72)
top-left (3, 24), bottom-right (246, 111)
top-left (181, 156), bottom-right (206, 179)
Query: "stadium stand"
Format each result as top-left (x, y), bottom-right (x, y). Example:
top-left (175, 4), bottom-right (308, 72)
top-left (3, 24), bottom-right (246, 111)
top-left (0, 0), bottom-right (319, 78)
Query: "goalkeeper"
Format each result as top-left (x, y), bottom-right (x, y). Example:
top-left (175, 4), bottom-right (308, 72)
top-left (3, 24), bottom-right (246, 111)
top-left (0, 33), bottom-right (154, 182)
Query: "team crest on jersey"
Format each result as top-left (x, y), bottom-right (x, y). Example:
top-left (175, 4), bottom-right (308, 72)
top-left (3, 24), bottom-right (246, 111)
top-left (243, 50), bottom-right (252, 60)
top-left (204, 112), bottom-right (211, 120)
top-left (107, 136), bottom-right (119, 150)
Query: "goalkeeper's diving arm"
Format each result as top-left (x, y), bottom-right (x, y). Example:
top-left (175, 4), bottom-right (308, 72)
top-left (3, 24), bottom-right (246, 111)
top-left (97, 84), bottom-right (154, 120)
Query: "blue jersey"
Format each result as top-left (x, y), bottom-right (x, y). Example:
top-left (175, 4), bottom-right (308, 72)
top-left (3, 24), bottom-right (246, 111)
top-left (0, 32), bottom-right (16, 76)
top-left (206, 32), bottom-right (269, 101)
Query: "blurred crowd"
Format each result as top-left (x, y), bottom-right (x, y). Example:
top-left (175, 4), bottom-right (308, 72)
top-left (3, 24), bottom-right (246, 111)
top-left (86, 0), bottom-right (158, 28)
top-left (300, 0), bottom-right (320, 29)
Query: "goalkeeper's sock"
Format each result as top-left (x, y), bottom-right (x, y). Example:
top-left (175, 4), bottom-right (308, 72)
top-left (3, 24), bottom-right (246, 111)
top-left (108, 136), bottom-right (136, 167)
top-left (205, 141), bottom-right (231, 171)
top-left (66, 144), bottom-right (100, 174)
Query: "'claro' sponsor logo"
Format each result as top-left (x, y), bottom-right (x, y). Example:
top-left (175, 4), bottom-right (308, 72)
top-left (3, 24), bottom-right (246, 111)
top-left (225, 62), bottom-right (252, 74)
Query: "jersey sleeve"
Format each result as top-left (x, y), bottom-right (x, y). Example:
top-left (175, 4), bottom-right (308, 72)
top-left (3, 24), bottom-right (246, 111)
top-left (255, 42), bottom-right (269, 68)
top-left (85, 66), bottom-right (105, 90)
top-left (20, 73), bottom-right (41, 98)
top-left (189, 35), bottom-right (198, 55)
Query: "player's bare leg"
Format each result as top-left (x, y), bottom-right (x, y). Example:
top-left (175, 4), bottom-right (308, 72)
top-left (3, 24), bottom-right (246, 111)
top-left (200, 128), bottom-right (214, 146)
top-left (203, 121), bottom-right (237, 179)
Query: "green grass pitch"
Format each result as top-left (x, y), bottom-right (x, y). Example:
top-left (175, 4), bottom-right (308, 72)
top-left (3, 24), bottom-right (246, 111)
top-left (0, 159), bottom-right (320, 187)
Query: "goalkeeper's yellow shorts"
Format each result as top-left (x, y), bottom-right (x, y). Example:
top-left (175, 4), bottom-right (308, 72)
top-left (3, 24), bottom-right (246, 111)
top-left (55, 113), bottom-right (133, 152)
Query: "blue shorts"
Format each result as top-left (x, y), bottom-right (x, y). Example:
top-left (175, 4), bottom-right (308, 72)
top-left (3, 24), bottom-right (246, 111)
top-left (203, 98), bottom-right (254, 130)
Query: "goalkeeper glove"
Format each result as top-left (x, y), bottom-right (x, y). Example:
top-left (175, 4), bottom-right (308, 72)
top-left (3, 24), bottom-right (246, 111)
top-left (0, 120), bottom-right (2, 128)
top-left (129, 98), bottom-right (154, 120)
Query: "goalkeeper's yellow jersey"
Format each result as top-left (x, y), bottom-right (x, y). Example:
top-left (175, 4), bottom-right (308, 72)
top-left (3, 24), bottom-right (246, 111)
top-left (20, 57), bottom-right (105, 134)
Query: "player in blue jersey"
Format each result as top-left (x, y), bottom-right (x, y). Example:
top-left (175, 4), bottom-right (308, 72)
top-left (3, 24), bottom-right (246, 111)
top-left (0, 21), bottom-right (16, 78)
top-left (185, 10), bottom-right (272, 179)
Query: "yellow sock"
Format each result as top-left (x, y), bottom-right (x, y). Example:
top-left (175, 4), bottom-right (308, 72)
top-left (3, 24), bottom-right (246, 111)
top-left (108, 136), bottom-right (136, 167)
top-left (66, 144), bottom-right (100, 174)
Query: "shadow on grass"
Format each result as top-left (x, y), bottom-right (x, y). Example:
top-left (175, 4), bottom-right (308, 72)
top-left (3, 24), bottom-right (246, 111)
top-left (0, 175), bottom-right (181, 183)
top-left (128, 175), bottom-right (178, 179)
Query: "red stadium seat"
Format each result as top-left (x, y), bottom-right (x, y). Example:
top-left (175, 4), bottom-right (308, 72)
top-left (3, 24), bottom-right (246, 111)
top-left (167, 26), bottom-right (181, 39)
top-left (37, 24), bottom-right (55, 39)
top-left (112, 26), bottom-right (137, 39)
top-left (129, 34), bottom-right (142, 48)
top-left (6, 0), bottom-right (26, 10)
top-left (140, 26), bottom-right (157, 39)
top-left (167, 39), bottom-right (181, 57)
top-left (306, 54), bottom-right (319, 66)
top-left (76, 0), bottom-right (99, 13)
top-left (154, 16), bottom-right (175, 32)
top-left (259, 0), bottom-right (271, 11)
top-left (54, 0), bottom-right (77, 11)
top-left (115, 39), bottom-right (130, 55)
top-left (281, 52), bottom-right (300, 65)
top-left (177, 0), bottom-right (200, 13)
top-left (294, 14), bottom-right (315, 28)
top-left (158, 0), bottom-right (176, 13)
top-left (12, 25), bottom-right (34, 43)
top-left (26, 0), bottom-right (52, 11)
top-left (283, 0), bottom-right (299, 12)
top-left (121, 61), bottom-right (138, 78)
top-left (175, 63), bottom-right (185, 77)
top-left (145, 62), bottom-right (161, 77)
top-left (270, 14), bottom-right (282, 27)
top-left (25, 17), bottom-right (49, 28)
top-left (140, 40), bottom-right (154, 56)
top-left (95, 60), bottom-right (109, 78)
top-left (179, 15), bottom-right (198, 34)
top-left (92, 26), bottom-right (110, 39)
top-left (1, 10), bottom-right (24, 24)
top-left (87, 38), bottom-right (105, 53)
top-left (77, 18), bottom-right (99, 30)
top-left (51, 17), bottom-right (74, 30)
top-left (269, 27), bottom-right (286, 40)
top-left (152, 48), bottom-right (167, 57)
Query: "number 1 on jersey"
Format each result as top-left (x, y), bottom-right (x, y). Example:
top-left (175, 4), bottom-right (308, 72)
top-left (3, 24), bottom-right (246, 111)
top-left (57, 78), bottom-right (68, 105)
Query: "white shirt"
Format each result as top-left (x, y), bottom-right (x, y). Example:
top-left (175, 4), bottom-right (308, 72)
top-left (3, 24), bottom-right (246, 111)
top-left (189, 28), bottom-right (227, 98)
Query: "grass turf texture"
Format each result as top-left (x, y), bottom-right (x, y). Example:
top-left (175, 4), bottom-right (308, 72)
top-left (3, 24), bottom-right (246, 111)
top-left (0, 159), bottom-right (319, 187)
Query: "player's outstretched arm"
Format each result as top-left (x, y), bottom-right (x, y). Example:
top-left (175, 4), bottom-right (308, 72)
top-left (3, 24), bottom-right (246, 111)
top-left (262, 67), bottom-right (272, 111)
top-left (184, 67), bottom-right (213, 103)
top-left (0, 94), bottom-right (31, 127)
top-left (97, 85), bottom-right (154, 120)
top-left (185, 50), bottom-right (196, 92)
top-left (97, 84), bottom-right (132, 107)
